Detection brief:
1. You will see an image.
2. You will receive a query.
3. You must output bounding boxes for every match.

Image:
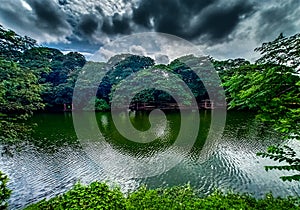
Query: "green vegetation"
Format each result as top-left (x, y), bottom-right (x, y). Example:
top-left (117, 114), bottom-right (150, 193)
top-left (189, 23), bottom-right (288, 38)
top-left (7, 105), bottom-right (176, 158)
top-left (84, 97), bottom-right (110, 111)
top-left (0, 24), bottom-right (86, 111)
top-left (0, 59), bottom-right (42, 142)
top-left (0, 25), bottom-right (86, 142)
top-left (223, 34), bottom-right (299, 139)
top-left (110, 65), bottom-right (196, 107)
top-left (0, 26), bottom-right (44, 142)
top-left (222, 33), bottom-right (300, 181)
top-left (24, 182), bottom-right (299, 210)
top-left (0, 25), bottom-right (215, 115)
top-left (0, 171), bottom-right (11, 209)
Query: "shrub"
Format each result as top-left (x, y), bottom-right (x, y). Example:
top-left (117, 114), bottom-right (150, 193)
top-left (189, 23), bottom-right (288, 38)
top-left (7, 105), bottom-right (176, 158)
top-left (24, 182), bottom-right (300, 210)
top-left (0, 171), bottom-right (11, 209)
top-left (84, 98), bottom-right (110, 111)
top-left (94, 98), bottom-right (110, 111)
top-left (25, 182), bottom-right (125, 210)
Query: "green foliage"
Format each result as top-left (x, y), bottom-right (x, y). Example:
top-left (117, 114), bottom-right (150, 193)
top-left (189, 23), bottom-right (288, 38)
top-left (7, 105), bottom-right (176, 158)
top-left (20, 47), bottom-right (61, 73)
top-left (0, 25), bottom-right (36, 61)
top-left (255, 33), bottom-right (300, 71)
top-left (0, 58), bottom-right (44, 114)
top-left (257, 145), bottom-right (300, 181)
top-left (24, 182), bottom-right (126, 210)
top-left (30, 49), bottom-right (86, 109)
top-left (126, 185), bottom-right (201, 209)
top-left (253, 34), bottom-right (300, 181)
top-left (0, 26), bottom-right (87, 142)
top-left (223, 32), bottom-right (300, 181)
top-left (83, 54), bottom-right (213, 108)
top-left (0, 58), bottom-right (44, 142)
top-left (73, 55), bottom-right (155, 110)
top-left (223, 64), bottom-right (299, 113)
top-left (213, 58), bottom-right (251, 75)
top-left (110, 66), bottom-right (194, 106)
top-left (103, 54), bottom-right (155, 101)
top-left (0, 171), bottom-right (11, 209)
top-left (84, 98), bottom-right (110, 111)
top-left (0, 25), bottom-right (86, 111)
top-left (0, 26), bottom-right (46, 143)
top-left (169, 57), bottom-right (207, 101)
top-left (24, 182), bottom-right (300, 210)
top-left (94, 98), bottom-right (110, 111)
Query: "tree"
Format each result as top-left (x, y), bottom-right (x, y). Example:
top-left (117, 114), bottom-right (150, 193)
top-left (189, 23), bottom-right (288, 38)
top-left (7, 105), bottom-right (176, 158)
top-left (84, 98), bottom-right (110, 111)
top-left (169, 56), bottom-right (207, 101)
top-left (224, 33), bottom-right (300, 181)
top-left (104, 55), bottom-right (155, 100)
top-left (19, 47), bottom-right (86, 109)
top-left (73, 55), bottom-right (156, 110)
top-left (48, 51), bottom-right (86, 107)
top-left (213, 58), bottom-right (250, 73)
top-left (110, 65), bottom-right (194, 108)
top-left (0, 25), bottom-right (36, 61)
top-left (255, 33), bottom-right (300, 72)
top-left (0, 58), bottom-right (44, 142)
top-left (0, 26), bottom-right (45, 143)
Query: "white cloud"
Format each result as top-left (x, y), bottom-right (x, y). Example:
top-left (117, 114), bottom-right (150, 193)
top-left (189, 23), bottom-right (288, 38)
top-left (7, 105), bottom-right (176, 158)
top-left (129, 45), bottom-right (146, 56)
top-left (21, 0), bottom-right (32, 11)
top-left (89, 32), bottom-right (205, 63)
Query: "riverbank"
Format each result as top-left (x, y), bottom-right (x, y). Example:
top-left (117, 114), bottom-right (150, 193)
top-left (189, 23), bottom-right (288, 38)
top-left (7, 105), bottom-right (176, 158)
top-left (24, 182), bottom-right (299, 210)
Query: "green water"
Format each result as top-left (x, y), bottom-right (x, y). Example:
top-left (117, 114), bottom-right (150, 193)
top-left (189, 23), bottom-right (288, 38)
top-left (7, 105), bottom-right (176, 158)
top-left (1, 111), bottom-right (299, 209)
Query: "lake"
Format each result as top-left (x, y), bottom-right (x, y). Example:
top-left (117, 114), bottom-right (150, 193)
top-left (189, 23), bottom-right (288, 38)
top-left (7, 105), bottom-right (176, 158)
top-left (1, 111), bottom-right (299, 209)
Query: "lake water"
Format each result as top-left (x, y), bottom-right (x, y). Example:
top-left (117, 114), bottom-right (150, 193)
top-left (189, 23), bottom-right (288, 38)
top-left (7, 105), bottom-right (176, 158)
top-left (1, 111), bottom-right (299, 209)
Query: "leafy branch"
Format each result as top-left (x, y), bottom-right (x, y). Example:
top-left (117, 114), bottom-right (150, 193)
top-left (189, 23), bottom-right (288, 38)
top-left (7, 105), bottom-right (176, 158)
top-left (257, 145), bottom-right (300, 181)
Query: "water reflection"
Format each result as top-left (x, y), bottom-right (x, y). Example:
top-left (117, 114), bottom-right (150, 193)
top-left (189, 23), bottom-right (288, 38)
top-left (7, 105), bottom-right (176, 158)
top-left (74, 110), bottom-right (201, 178)
top-left (0, 111), bottom-right (299, 209)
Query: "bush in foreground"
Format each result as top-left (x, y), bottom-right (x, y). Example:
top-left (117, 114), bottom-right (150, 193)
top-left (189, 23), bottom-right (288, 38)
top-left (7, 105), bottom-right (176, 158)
top-left (24, 182), bottom-right (299, 210)
top-left (0, 171), bottom-right (11, 209)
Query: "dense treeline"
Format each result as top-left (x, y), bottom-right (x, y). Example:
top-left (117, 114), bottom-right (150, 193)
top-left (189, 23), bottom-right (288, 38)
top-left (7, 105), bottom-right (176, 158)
top-left (1, 25), bottom-right (298, 115)
top-left (0, 25), bottom-right (86, 110)
top-left (0, 25), bottom-right (86, 142)
top-left (0, 25), bottom-right (220, 114)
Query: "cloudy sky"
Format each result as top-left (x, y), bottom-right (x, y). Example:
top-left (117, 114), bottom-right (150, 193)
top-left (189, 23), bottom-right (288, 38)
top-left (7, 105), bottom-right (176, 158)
top-left (0, 0), bottom-right (299, 61)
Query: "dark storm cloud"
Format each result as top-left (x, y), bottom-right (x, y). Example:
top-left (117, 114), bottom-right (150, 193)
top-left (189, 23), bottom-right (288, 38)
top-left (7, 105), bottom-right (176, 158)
top-left (190, 1), bottom-right (254, 41)
top-left (181, 0), bottom-right (217, 14)
top-left (102, 13), bottom-right (131, 35)
top-left (95, 5), bottom-right (104, 15)
top-left (78, 14), bottom-right (99, 36)
top-left (132, 0), bottom-right (217, 29)
top-left (256, 0), bottom-right (299, 41)
top-left (26, 0), bottom-right (71, 34)
top-left (0, 0), bottom-right (71, 42)
top-left (0, 0), bottom-right (298, 60)
top-left (132, 0), bottom-right (254, 42)
top-left (0, 1), bottom-right (34, 30)
top-left (0, 0), bottom-right (256, 44)
top-left (58, 0), bottom-right (68, 6)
